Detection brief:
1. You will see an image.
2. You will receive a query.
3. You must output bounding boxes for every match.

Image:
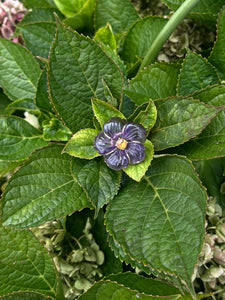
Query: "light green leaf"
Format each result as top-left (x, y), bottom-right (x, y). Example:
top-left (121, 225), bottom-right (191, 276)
top-left (209, 7), bottom-right (225, 80)
top-left (18, 8), bottom-right (61, 59)
top-left (0, 39), bottom-right (41, 101)
top-left (177, 51), bottom-right (220, 96)
top-left (63, 128), bottom-right (100, 159)
top-left (94, 23), bottom-right (117, 51)
top-left (133, 100), bottom-right (157, 134)
top-left (48, 20), bottom-right (123, 132)
top-left (192, 85), bottom-right (225, 107)
top-left (120, 17), bottom-right (167, 70)
top-left (1, 144), bottom-right (92, 228)
top-left (63, 0), bottom-right (95, 30)
top-left (123, 139), bottom-right (154, 182)
top-left (106, 155), bottom-right (207, 296)
top-left (71, 158), bottom-right (121, 214)
top-left (54, 0), bottom-right (86, 17)
top-left (172, 109), bottom-right (225, 160)
top-left (150, 97), bottom-right (219, 151)
top-left (162, 0), bottom-right (225, 23)
top-left (0, 116), bottom-right (48, 161)
top-left (42, 118), bottom-right (72, 141)
top-left (92, 98), bottom-right (126, 128)
top-left (124, 62), bottom-right (180, 105)
top-left (0, 225), bottom-right (57, 298)
top-left (94, 0), bottom-right (139, 34)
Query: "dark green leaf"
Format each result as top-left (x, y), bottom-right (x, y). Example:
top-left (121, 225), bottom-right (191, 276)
top-left (106, 272), bottom-right (181, 296)
top-left (36, 69), bottom-right (53, 113)
top-left (63, 129), bottom-right (100, 159)
top-left (48, 20), bottom-right (123, 132)
top-left (171, 109), bottom-right (225, 160)
top-left (1, 144), bottom-right (92, 228)
top-left (162, 0), bottom-right (225, 23)
top-left (71, 158), bottom-right (121, 214)
top-left (18, 8), bottom-right (60, 59)
top-left (177, 51), bottom-right (220, 96)
top-left (150, 97), bottom-right (219, 151)
top-left (194, 158), bottom-right (225, 208)
top-left (42, 118), bottom-right (72, 141)
top-left (209, 7), bottom-right (225, 80)
top-left (23, 0), bottom-right (56, 9)
top-left (94, 0), bottom-right (139, 34)
top-left (0, 116), bottom-right (48, 161)
top-left (0, 39), bottom-right (41, 101)
top-left (106, 155), bottom-right (207, 295)
top-left (125, 62), bottom-right (180, 105)
top-left (192, 85), bottom-right (225, 106)
top-left (0, 292), bottom-right (50, 300)
top-left (0, 88), bottom-right (13, 115)
top-left (120, 17), bottom-right (167, 70)
top-left (0, 225), bottom-right (58, 298)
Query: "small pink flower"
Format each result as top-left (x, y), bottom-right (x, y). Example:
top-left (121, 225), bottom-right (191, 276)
top-left (0, 0), bottom-right (27, 42)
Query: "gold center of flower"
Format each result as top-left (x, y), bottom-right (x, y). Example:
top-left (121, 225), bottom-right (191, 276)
top-left (115, 138), bottom-right (128, 150)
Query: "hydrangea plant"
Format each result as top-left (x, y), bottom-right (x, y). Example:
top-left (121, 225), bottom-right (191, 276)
top-left (0, 0), bottom-right (225, 299)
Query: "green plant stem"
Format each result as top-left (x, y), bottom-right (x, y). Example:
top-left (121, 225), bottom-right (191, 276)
top-left (139, 0), bottom-right (201, 71)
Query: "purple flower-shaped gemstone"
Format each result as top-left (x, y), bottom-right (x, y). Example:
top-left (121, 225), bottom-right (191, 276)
top-left (94, 117), bottom-right (146, 171)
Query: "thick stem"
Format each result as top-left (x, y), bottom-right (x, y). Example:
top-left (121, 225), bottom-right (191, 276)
top-left (139, 0), bottom-right (201, 71)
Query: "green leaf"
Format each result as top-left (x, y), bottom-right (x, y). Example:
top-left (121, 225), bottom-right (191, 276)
top-left (94, 0), bottom-right (139, 35)
top-left (162, 0), bottom-right (225, 23)
top-left (54, 0), bottom-right (86, 17)
top-left (191, 85), bottom-right (225, 106)
top-left (0, 292), bottom-right (50, 300)
top-left (0, 160), bottom-right (23, 177)
top-left (63, 128), bottom-right (100, 159)
top-left (177, 51), bottom-right (220, 96)
top-left (0, 225), bottom-right (57, 298)
top-left (48, 20), bottom-right (123, 132)
top-left (150, 97), bottom-right (219, 151)
top-left (36, 69), bottom-right (53, 113)
top-left (18, 8), bottom-right (61, 59)
top-left (106, 155), bottom-right (207, 296)
top-left (71, 158), bottom-right (121, 214)
top-left (106, 272), bottom-right (181, 296)
top-left (124, 62), bottom-right (180, 105)
top-left (80, 272), bottom-right (186, 300)
top-left (209, 7), bottom-right (225, 80)
top-left (1, 144), bottom-right (92, 228)
top-left (7, 98), bottom-right (37, 112)
top-left (120, 17), bottom-right (167, 70)
top-left (23, 0), bottom-right (56, 9)
top-left (194, 158), bottom-right (225, 208)
top-left (0, 116), bottom-right (48, 161)
top-left (0, 88), bottom-right (13, 115)
top-left (91, 209), bottom-right (123, 275)
top-left (92, 98), bottom-right (126, 128)
top-left (0, 39), bottom-right (41, 101)
top-left (133, 100), bottom-right (157, 134)
top-left (171, 109), bottom-right (225, 160)
top-left (63, 0), bottom-right (95, 31)
top-left (42, 118), bottom-right (72, 141)
top-left (94, 23), bottom-right (117, 51)
top-left (123, 139), bottom-right (154, 182)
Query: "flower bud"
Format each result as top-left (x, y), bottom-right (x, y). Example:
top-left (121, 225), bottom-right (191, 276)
top-left (213, 247), bottom-right (225, 267)
top-left (216, 223), bottom-right (225, 243)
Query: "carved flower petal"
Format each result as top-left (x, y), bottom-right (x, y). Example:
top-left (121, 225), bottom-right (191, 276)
top-left (125, 142), bottom-right (145, 164)
top-left (122, 123), bottom-right (146, 143)
top-left (94, 131), bottom-right (115, 154)
top-left (103, 117), bottom-right (126, 138)
top-left (104, 149), bottom-right (129, 171)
